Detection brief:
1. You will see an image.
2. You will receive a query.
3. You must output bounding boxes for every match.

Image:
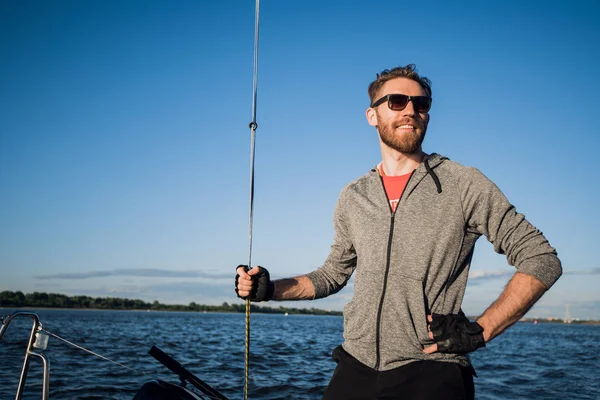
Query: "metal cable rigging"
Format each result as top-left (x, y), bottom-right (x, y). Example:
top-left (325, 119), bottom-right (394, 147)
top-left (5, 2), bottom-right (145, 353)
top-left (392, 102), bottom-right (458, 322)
top-left (245, 1), bottom-right (261, 399)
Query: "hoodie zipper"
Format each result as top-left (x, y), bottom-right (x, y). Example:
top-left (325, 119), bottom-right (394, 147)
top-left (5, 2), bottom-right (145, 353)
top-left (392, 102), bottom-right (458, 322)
top-left (374, 170), bottom-right (415, 371)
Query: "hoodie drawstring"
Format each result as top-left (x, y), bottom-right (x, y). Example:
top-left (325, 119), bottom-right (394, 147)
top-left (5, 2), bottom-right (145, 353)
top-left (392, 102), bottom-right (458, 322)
top-left (424, 159), bottom-right (442, 194)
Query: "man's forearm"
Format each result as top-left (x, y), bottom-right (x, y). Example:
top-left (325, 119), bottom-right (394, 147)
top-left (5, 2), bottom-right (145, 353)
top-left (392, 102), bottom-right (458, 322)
top-left (272, 275), bottom-right (316, 301)
top-left (476, 272), bottom-right (547, 342)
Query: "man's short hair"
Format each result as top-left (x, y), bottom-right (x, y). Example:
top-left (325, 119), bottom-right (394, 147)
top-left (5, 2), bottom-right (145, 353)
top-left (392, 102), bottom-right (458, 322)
top-left (368, 64), bottom-right (432, 103)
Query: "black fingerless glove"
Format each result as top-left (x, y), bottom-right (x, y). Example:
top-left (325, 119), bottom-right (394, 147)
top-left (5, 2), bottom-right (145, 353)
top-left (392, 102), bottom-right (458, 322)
top-left (430, 312), bottom-right (486, 354)
top-left (235, 265), bottom-right (274, 302)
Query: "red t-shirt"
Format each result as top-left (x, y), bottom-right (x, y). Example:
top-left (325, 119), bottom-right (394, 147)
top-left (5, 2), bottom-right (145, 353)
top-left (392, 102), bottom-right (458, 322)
top-left (379, 164), bottom-right (411, 212)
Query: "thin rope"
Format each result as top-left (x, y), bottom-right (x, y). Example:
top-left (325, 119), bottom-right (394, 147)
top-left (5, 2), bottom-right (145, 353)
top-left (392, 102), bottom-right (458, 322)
top-left (250, 0), bottom-right (260, 129)
top-left (43, 329), bottom-right (225, 400)
top-left (42, 329), bottom-right (150, 376)
top-left (245, 1), bottom-right (260, 399)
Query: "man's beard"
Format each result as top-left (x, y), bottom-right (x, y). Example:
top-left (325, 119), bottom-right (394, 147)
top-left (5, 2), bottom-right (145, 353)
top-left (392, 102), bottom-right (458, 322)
top-left (377, 114), bottom-right (428, 154)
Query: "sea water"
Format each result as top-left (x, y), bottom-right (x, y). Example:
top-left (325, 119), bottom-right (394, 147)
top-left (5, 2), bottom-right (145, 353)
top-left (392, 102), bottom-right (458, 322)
top-left (0, 309), bottom-right (598, 399)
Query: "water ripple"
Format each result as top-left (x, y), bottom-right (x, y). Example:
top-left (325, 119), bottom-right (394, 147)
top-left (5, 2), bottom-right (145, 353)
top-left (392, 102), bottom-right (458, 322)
top-left (1, 310), bottom-right (599, 399)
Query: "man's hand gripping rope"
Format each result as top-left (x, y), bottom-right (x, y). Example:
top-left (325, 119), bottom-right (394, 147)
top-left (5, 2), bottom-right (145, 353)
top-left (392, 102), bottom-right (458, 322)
top-left (235, 265), bottom-right (274, 302)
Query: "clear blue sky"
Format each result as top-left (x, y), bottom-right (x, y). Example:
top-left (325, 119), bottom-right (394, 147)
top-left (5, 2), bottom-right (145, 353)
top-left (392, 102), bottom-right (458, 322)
top-left (1, 0), bottom-right (599, 319)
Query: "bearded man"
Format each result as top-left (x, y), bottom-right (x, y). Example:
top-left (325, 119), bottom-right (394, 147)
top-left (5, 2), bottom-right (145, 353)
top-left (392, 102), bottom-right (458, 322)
top-left (235, 64), bottom-right (562, 400)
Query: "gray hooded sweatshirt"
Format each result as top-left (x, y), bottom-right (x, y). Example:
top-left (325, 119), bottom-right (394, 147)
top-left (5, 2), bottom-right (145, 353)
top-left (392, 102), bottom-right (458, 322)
top-left (306, 153), bottom-right (562, 371)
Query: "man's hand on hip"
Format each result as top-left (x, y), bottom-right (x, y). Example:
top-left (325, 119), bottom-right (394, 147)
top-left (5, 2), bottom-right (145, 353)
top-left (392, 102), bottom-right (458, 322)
top-left (423, 312), bottom-right (486, 354)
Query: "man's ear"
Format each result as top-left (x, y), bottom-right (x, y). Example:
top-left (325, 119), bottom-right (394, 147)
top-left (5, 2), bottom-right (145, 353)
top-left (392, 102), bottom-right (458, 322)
top-left (366, 107), bottom-right (378, 127)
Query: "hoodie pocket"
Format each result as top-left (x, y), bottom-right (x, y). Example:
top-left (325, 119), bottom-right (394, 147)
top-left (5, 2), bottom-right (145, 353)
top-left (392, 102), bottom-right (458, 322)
top-left (382, 272), bottom-right (432, 351)
top-left (343, 292), bottom-right (378, 343)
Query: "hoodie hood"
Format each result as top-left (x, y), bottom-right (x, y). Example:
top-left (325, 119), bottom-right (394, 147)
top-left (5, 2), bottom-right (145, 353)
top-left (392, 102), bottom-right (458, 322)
top-left (371, 153), bottom-right (448, 196)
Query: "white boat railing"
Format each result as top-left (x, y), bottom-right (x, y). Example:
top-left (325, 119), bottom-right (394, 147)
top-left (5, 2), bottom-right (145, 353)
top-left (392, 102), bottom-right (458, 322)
top-left (0, 312), bottom-right (50, 400)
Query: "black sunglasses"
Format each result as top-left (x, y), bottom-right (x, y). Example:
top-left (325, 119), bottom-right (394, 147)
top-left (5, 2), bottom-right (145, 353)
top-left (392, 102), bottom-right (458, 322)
top-left (371, 94), bottom-right (432, 113)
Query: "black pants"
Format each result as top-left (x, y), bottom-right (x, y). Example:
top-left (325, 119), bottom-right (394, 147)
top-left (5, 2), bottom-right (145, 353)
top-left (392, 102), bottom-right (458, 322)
top-left (322, 346), bottom-right (475, 400)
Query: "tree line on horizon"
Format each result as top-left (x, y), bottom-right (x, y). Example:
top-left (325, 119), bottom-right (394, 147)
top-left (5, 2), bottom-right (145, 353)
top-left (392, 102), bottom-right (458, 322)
top-left (0, 290), bottom-right (342, 316)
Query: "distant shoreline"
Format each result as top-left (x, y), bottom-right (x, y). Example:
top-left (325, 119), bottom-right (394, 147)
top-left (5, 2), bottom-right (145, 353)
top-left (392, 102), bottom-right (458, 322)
top-left (518, 318), bottom-right (600, 326)
top-left (0, 290), bottom-right (343, 316)
top-left (3, 307), bottom-right (599, 325)
top-left (0, 306), bottom-right (343, 316)
top-left (2, 291), bottom-right (598, 323)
